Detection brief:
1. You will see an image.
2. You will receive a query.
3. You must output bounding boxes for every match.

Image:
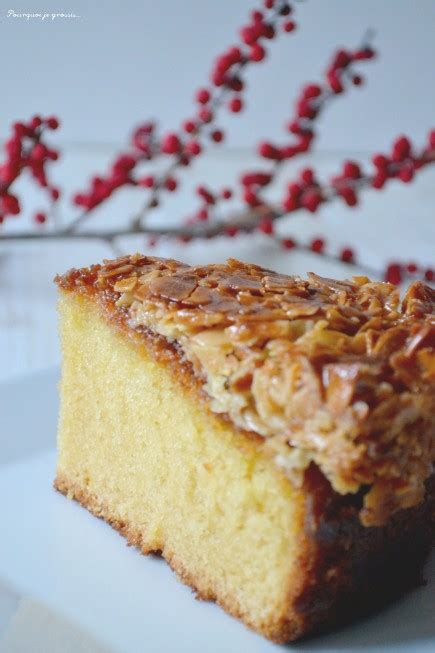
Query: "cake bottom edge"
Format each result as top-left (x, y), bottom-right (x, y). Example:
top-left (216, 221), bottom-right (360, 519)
top-left (53, 473), bottom-right (303, 644)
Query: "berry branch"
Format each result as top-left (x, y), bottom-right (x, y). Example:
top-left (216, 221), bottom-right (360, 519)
top-left (0, 116), bottom-right (60, 226)
top-left (67, 0), bottom-right (300, 233)
top-left (188, 38), bottom-right (376, 225)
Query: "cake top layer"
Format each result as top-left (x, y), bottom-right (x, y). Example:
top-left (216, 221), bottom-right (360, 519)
top-left (56, 254), bottom-right (435, 526)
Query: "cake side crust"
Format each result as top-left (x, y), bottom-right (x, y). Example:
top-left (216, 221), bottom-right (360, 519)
top-left (55, 292), bottom-right (310, 643)
top-left (54, 473), bottom-right (303, 644)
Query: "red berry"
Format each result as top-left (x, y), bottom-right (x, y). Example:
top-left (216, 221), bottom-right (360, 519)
top-left (2, 194), bottom-right (20, 215)
top-left (0, 163), bottom-right (19, 184)
top-left (195, 88), bottom-right (210, 104)
top-left (211, 129), bottom-right (224, 143)
top-left (161, 133), bottom-right (181, 155)
top-left (340, 186), bottom-right (358, 206)
top-left (13, 122), bottom-right (27, 137)
top-left (371, 173), bottom-right (385, 188)
top-left (240, 25), bottom-right (257, 45)
top-left (258, 141), bottom-right (281, 160)
top-left (243, 188), bottom-right (259, 206)
top-left (282, 20), bottom-right (295, 32)
top-left (327, 71), bottom-right (343, 94)
top-left (303, 84), bottom-right (322, 99)
top-left (302, 190), bottom-right (322, 212)
top-left (225, 226), bottom-right (239, 237)
top-left (282, 196), bottom-right (299, 212)
top-left (227, 46), bottom-right (242, 63)
top-left (112, 155), bottom-right (136, 175)
top-left (385, 263), bottom-right (402, 285)
top-left (288, 182), bottom-right (302, 197)
top-left (31, 143), bottom-right (47, 160)
top-left (407, 263), bottom-right (417, 274)
top-left (425, 269), bottom-right (434, 281)
top-left (264, 0), bottom-right (274, 8)
top-left (352, 74), bottom-right (363, 86)
top-left (30, 115), bottom-right (42, 130)
top-left (196, 185), bottom-right (215, 204)
top-left (354, 47), bottom-right (375, 60)
top-left (250, 43), bottom-right (266, 62)
top-left (211, 70), bottom-right (225, 87)
top-left (281, 145), bottom-right (298, 158)
top-left (183, 120), bottom-right (196, 134)
top-left (398, 166), bottom-right (414, 183)
top-left (197, 208), bottom-right (208, 221)
top-left (165, 177), bottom-right (177, 191)
top-left (261, 23), bottom-right (275, 39)
top-left (185, 140), bottom-right (202, 156)
top-left (50, 187), bottom-right (60, 201)
top-left (46, 148), bottom-right (59, 161)
top-left (34, 211), bottom-right (46, 224)
top-left (300, 167), bottom-right (314, 185)
top-left (258, 217), bottom-right (274, 235)
top-left (296, 100), bottom-right (316, 120)
top-left (333, 49), bottom-right (350, 68)
top-left (228, 97), bottom-right (243, 113)
top-left (287, 120), bottom-right (302, 135)
top-left (198, 107), bottom-right (213, 123)
top-left (139, 175), bottom-right (155, 188)
top-left (46, 116), bottom-right (59, 130)
top-left (228, 76), bottom-right (243, 92)
top-left (341, 247), bottom-right (354, 263)
top-left (372, 154), bottom-right (389, 169)
top-left (241, 172), bottom-right (271, 186)
top-left (6, 137), bottom-right (21, 159)
top-left (297, 133), bottom-right (313, 152)
top-left (179, 154), bottom-right (191, 167)
top-left (282, 238), bottom-right (296, 249)
top-left (343, 161), bottom-right (361, 179)
top-left (311, 238), bottom-right (325, 253)
top-left (221, 188), bottom-right (232, 200)
top-left (131, 128), bottom-right (151, 154)
top-left (392, 136), bottom-right (411, 161)
top-left (251, 10), bottom-right (263, 22)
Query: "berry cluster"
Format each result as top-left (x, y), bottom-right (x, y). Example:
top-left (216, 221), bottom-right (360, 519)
top-left (0, 116), bottom-right (60, 224)
top-left (72, 1), bottom-right (297, 229)
top-left (280, 234), bottom-right (355, 264)
top-left (385, 262), bottom-right (434, 285)
top-left (74, 122), bottom-right (157, 211)
top-left (190, 41), bottom-right (376, 222)
top-left (241, 41), bottom-right (375, 210)
top-left (280, 130), bottom-right (435, 215)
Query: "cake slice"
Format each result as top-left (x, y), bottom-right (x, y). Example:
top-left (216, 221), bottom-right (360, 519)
top-left (54, 254), bottom-right (435, 643)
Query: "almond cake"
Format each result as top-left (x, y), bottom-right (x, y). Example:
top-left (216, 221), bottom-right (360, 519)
top-left (54, 254), bottom-right (435, 643)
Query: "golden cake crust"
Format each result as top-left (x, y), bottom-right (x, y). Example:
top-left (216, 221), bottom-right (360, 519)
top-left (54, 467), bottom-right (435, 644)
top-left (55, 254), bottom-right (435, 526)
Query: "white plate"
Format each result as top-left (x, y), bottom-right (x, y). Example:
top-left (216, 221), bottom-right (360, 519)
top-left (0, 369), bottom-right (434, 653)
